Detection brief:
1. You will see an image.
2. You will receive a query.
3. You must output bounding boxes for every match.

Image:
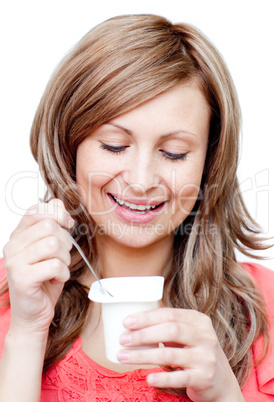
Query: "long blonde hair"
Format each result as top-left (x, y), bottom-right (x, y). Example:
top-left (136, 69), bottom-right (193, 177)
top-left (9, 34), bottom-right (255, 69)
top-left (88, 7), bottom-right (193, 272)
top-left (2, 14), bottom-right (270, 395)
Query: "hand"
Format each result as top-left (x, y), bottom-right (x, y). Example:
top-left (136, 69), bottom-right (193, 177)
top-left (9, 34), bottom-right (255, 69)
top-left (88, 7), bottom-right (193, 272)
top-left (3, 199), bottom-right (74, 337)
top-left (117, 308), bottom-right (244, 402)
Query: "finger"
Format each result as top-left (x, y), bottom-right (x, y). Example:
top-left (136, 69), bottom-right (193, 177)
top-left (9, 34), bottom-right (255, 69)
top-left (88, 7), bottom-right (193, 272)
top-left (123, 308), bottom-right (211, 330)
top-left (11, 259), bottom-right (71, 292)
top-left (10, 199), bottom-right (74, 237)
top-left (7, 218), bottom-right (73, 256)
top-left (146, 369), bottom-right (195, 389)
top-left (25, 235), bottom-right (71, 267)
top-left (33, 258), bottom-right (71, 285)
top-left (120, 322), bottom-right (199, 347)
top-left (117, 345), bottom-right (198, 367)
top-left (147, 364), bottom-right (222, 393)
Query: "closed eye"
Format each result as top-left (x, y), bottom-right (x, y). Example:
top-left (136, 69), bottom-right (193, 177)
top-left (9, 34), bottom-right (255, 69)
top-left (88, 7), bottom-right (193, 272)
top-left (100, 143), bottom-right (188, 161)
top-left (100, 144), bottom-right (128, 154)
top-left (161, 151), bottom-right (188, 161)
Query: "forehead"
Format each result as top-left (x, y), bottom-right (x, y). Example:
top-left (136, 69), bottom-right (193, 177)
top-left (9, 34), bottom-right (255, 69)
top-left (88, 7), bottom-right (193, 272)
top-left (108, 81), bottom-right (211, 139)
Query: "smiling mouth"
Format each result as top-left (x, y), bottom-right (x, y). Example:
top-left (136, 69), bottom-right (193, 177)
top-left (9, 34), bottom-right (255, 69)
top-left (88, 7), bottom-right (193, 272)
top-left (110, 194), bottom-right (165, 214)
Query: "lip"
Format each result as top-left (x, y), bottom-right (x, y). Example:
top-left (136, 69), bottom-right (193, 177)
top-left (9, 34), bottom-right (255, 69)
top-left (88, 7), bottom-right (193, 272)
top-left (108, 193), bottom-right (166, 224)
top-left (110, 193), bottom-right (165, 206)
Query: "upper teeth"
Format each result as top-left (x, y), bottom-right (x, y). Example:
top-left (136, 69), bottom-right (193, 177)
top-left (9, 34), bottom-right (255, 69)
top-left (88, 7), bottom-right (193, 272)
top-left (113, 196), bottom-right (158, 211)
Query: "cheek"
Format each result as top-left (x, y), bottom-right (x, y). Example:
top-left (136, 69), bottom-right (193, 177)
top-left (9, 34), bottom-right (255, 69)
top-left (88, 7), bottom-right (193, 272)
top-left (76, 171), bottom-right (113, 201)
top-left (177, 184), bottom-right (200, 216)
top-left (76, 173), bottom-right (110, 217)
top-left (172, 166), bottom-right (204, 214)
top-left (76, 152), bottom-right (110, 192)
top-left (76, 165), bottom-right (125, 215)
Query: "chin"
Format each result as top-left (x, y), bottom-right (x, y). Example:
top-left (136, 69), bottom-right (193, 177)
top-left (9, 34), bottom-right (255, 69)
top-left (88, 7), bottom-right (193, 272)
top-left (102, 231), bottom-right (165, 249)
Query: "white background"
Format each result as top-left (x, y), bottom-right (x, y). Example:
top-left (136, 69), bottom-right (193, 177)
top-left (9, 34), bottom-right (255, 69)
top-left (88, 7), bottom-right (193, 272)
top-left (0, 0), bottom-right (273, 269)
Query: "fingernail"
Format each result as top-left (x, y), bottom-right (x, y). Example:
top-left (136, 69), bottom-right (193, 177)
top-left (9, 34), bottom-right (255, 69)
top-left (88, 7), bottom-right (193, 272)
top-left (120, 333), bottom-right (132, 345)
top-left (147, 374), bottom-right (159, 386)
top-left (123, 316), bottom-right (136, 328)
top-left (117, 350), bottom-right (130, 362)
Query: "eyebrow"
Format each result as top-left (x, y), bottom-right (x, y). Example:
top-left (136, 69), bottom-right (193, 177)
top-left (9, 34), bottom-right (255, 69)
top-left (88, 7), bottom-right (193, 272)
top-left (106, 123), bottom-right (198, 140)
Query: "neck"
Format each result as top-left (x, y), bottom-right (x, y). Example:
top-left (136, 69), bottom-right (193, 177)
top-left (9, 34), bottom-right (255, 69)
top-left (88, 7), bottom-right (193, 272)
top-left (95, 234), bottom-right (174, 279)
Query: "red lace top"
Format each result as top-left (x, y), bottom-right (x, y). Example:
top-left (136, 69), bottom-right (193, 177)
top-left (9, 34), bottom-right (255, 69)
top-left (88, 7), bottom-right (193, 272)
top-left (0, 259), bottom-right (274, 401)
top-left (41, 336), bottom-right (185, 401)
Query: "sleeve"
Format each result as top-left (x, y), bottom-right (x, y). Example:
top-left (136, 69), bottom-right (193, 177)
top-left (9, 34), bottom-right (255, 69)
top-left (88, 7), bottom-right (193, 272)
top-left (0, 257), bottom-right (9, 302)
top-left (240, 262), bottom-right (274, 398)
top-left (0, 257), bottom-right (11, 359)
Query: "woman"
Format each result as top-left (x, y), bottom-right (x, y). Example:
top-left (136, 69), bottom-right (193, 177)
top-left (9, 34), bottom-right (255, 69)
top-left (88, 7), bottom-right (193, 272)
top-left (0, 14), bottom-right (273, 401)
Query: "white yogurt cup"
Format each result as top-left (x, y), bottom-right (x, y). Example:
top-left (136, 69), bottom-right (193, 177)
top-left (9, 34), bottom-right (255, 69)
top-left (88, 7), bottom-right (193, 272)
top-left (88, 276), bottom-right (164, 363)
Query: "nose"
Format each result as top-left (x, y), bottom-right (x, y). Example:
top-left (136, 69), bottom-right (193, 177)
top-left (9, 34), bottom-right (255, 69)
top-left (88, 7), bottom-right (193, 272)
top-left (122, 153), bottom-right (160, 194)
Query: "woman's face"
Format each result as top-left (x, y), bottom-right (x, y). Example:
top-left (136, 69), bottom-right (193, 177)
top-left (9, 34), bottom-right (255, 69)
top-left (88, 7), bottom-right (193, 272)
top-left (76, 81), bottom-right (210, 249)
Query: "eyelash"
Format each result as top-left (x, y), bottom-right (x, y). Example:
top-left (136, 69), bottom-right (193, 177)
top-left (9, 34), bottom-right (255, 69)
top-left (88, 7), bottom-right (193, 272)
top-left (100, 143), bottom-right (188, 161)
top-left (161, 151), bottom-right (188, 161)
top-left (100, 144), bottom-right (127, 154)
